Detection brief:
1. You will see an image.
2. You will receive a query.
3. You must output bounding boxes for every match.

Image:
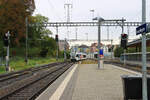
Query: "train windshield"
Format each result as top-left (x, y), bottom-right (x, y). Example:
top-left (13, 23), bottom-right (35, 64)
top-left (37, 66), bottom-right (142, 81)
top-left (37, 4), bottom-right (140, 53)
top-left (76, 54), bottom-right (80, 57)
top-left (83, 55), bottom-right (86, 58)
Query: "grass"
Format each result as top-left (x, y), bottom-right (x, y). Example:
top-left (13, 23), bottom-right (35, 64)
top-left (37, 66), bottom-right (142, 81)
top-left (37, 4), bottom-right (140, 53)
top-left (81, 59), bottom-right (98, 64)
top-left (0, 57), bottom-right (64, 74)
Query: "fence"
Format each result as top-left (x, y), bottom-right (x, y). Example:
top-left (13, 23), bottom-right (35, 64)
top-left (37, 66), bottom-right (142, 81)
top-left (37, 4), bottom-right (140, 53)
top-left (0, 57), bottom-right (5, 66)
top-left (121, 52), bottom-right (150, 61)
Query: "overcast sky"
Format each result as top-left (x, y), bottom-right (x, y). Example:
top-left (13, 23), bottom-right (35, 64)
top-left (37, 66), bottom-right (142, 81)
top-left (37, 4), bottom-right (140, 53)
top-left (33, 0), bottom-right (150, 40)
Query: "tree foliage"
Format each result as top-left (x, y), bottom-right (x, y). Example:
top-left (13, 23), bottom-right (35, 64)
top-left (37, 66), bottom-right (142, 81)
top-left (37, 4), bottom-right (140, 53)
top-left (0, 0), bottom-right (33, 44)
top-left (28, 14), bottom-right (52, 47)
top-left (0, 0), bottom-right (26, 42)
top-left (114, 46), bottom-right (124, 57)
top-left (0, 0), bottom-right (61, 58)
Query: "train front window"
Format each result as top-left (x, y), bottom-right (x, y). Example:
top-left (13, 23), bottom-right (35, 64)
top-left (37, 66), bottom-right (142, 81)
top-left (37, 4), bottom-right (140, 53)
top-left (76, 54), bottom-right (79, 57)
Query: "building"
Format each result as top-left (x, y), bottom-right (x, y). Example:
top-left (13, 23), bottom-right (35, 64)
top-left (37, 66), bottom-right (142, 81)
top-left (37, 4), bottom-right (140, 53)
top-left (78, 45), bottom-right (89, 53)
top-left (58, 40), bottom-right (69, 51)
top-left (90, 43), bottom-right (105, 53)
top-left (127, 38), bottom-right (150, 52)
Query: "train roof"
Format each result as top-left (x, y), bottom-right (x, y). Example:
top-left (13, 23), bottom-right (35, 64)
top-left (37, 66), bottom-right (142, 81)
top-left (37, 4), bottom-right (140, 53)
top-left (75, 52), bottom-right (87, 55)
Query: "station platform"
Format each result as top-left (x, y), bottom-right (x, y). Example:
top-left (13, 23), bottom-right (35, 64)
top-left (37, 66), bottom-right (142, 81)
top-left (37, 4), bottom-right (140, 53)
top-left (36, 63), bottom-right (141, 100)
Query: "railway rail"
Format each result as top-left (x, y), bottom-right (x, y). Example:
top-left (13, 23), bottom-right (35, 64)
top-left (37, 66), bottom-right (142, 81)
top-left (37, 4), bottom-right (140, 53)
top-left (0, 62), bottom-right (63, 88)
top-left (0, 62), bottom-right (73, 100)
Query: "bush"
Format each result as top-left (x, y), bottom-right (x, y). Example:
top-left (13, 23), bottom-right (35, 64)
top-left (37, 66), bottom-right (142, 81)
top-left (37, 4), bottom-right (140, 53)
top-left (126, 48), bottom-right (137, 53)
top-left (114, 46), bottom-right (124, 57)
top-left (66, 50), bottom-right (70, 59)
top-left (28, 47), bottom-right (41, 57)
top-left (40, 48), bottom-right (48, 57)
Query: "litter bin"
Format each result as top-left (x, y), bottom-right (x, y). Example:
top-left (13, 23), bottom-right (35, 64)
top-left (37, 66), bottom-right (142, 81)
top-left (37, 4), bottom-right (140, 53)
top-left (121, 75), bottom-right (150, 100)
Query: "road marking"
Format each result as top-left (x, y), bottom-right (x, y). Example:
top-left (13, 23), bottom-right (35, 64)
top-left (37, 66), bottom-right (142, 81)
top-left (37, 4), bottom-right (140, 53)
top-left (49, 64), bottom-right (78, 100)
top-left (111, 64), bottom-right (142, 75)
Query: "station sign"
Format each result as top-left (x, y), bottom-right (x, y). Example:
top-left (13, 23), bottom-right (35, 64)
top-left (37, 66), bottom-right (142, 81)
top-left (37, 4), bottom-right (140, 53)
top-left (136, 23), bottom-right (147, 35)
top-left (136, 23), bottom-right (150, 35)
top-left (147, 24), bottom-right (150, 33)
top-left (99, 49), bottom-right (103, 55)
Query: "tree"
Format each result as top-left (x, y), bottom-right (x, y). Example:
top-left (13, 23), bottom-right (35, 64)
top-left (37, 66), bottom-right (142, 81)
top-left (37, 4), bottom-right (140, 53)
top-left (40, 37), bottom-right (57, 57)
top-left (27, 14), bottom-right (56, 57)
top-left (114, 46), bottom-right (124, 57)
top-left (0, 0), bottom-right (34, 44)
top-left (28, 14), bottom-right (52, 47)
top-left (0, 1), bottom-right (56, 58)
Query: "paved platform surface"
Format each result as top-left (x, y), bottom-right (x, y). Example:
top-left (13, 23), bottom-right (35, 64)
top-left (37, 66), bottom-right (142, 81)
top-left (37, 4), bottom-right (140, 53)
top-left (71, 64), bottom-right (137, 100)
top-left (36, 64), bottom-right (140, 100)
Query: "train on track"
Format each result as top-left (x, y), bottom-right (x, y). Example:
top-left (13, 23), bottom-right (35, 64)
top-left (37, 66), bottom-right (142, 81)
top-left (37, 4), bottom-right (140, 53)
top-left (70, 52), bottom-right (87, 62)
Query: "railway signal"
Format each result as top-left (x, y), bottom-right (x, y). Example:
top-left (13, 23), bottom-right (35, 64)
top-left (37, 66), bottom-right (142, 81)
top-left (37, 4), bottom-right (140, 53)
top-left (3, 33), bottom-right (9, 47)
top-left (55, 34), bottom-right (58, 42)
top-left (121, 33), bottom-right (128, 49)
top-left (3, 31), bottom-right (10, 71)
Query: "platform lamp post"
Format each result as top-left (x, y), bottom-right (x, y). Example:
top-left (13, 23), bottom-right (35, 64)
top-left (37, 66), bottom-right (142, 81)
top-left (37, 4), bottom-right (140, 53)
top-left (93, 17), bottom-right (104, 69)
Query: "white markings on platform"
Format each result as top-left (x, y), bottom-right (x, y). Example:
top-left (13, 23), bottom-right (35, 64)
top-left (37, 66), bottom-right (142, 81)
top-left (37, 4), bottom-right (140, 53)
top-left (111, 65), bottom-right (142, 75)
top-left (49, 64), bottom-right (78, 100)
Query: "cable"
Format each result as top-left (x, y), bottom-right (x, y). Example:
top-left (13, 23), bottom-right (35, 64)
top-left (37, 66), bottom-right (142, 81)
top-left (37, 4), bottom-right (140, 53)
top-left (47, 0), bottom-right (63, 21)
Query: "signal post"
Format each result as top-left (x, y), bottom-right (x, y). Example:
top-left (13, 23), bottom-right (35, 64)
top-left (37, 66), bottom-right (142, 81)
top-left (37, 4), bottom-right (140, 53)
top-left (120, 33), bottom-right (128, 66)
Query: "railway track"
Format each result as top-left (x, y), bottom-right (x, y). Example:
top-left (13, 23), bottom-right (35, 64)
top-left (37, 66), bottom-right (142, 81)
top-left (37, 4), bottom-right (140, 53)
top-left (0, 62), bottom-right (63, 88)
top-left (0, 62), bottom-right (73, 100)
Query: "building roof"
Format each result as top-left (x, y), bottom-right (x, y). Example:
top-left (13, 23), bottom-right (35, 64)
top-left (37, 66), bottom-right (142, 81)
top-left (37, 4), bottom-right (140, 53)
top-left (79, 45), bottom-right (89, 48)
top-left (127, 38), bottom-right (150, 47)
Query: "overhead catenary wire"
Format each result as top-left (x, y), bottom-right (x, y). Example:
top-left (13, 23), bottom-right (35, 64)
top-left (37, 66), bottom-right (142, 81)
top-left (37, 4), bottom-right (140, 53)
top-left (46, 0), bottom-right (68, 38)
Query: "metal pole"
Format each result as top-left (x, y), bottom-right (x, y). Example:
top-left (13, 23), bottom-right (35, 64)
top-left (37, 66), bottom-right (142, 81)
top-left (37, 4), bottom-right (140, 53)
top-left (127, 26), bottom-right (130, 39)
top-left (124, 49), bottom-right (126, 66)
top-left (121, 18), bottom-right (126, 66)
top-left (85, 33), bottom-right (88, 41)
top-left (107, 26), bottom-right (109, 40)
top-left (56, 26), bottom-right (59, 61)
top-left (98, 20), bottom-right (101, 69)
top-left (90, 9), bottom-right (95, 20)
top-left (64, 38), bottom-right (67, 61)
top-left (76, 28), bottom-right (78, 40)
top-left (25, 17), bottom-right (28, 64)
top-left (6, 31), bottom-right (10, 71)
top-left (87, 33), bottom-right (89, 41)
top-left (142, 0), bottom-right (147, 100)
top-left (111, 39), bottom-right (113, 59)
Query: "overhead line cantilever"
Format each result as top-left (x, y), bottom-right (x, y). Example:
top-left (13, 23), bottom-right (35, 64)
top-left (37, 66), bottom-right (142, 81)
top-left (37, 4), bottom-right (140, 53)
top-left (30, 22), bottom-right (148, 27)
